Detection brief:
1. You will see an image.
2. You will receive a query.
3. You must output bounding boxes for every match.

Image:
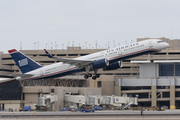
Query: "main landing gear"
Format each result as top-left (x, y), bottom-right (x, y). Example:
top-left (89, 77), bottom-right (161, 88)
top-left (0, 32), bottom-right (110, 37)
top-left (84, 73), bottom-right (92, 79)
top-left (92, 74), bottom-right (100, 80)
top-left (84, 73), bottom-right (100, 80)
top-left (84, 66), bottom-right (100, 80)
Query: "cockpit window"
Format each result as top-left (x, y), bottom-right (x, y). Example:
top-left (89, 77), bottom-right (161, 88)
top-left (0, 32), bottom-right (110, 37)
top-left (157, 41), bottom-right (164, 43)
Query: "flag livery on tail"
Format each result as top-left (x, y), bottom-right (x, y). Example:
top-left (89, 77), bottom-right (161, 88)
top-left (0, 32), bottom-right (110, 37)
top-left (8, 49), bottom-right (42, 74)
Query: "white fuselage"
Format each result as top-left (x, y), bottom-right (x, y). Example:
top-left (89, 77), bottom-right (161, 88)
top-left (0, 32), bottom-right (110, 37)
top-left (17, 39), bottom-right (169, 80)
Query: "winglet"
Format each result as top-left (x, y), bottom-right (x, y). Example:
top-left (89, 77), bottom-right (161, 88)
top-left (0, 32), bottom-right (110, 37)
top-left (44, 49), bottom-right (53, 58)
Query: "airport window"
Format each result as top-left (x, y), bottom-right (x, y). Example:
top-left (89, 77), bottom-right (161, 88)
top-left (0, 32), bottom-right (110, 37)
top-left (159, 63), bottom-right (180, 76)
top-left (39, 54), bottom-right (47, 56)
top-left (121, 67), bottom-right (131, 69)
top-left (122, 60), bottom-right (131, 62)
top-left (157, 86), bottom-right (169, 89)
top-left (154, 53), bottom-right (166, 55)
top-left (122, 86), bottom-right (151, 91)
top-left (169, 52), bottom-right (180, 55)
top-left (132, 73), bottom-right (138, 75)
top-left (163, 92), bottom-right (170, 98)
top-left (68, 54), bottom-right (78, 56)
top-left (137, 93), bottom-right (148, 98)
top-left (2, 58), bottom-right (13, 60)
top-left (175, 64), bottom-right (180, 76)
top-left (51, 89), bottom-right (54, 93)
top-left (98, 81), bottom-right (101, 88)
top-left (57, 54), bottom-right (66, 56)
top-left (175, 92), bottom-right (180, 97)
top-left (0, 81), bottom-right (21, 100)
top-left (159, 64), bottom-right (174, 76)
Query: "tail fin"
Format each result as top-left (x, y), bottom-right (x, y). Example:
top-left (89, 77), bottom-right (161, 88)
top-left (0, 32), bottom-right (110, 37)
top-left (8, 49), bottom-right (42, 74)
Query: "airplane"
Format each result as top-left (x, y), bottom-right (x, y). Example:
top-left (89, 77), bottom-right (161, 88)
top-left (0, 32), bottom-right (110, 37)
top-left (7, 39), bottom-right (169, 81)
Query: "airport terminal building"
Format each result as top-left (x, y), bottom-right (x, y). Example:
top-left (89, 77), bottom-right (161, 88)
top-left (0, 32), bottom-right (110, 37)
top-left (0, 37), bottom-right (180, 110)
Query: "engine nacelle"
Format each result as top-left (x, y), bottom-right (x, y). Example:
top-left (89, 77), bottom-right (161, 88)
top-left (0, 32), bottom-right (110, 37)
top-left (103, 61), bottom-right (122, 71)
top-left (92, 59), bottom-right (109, 69)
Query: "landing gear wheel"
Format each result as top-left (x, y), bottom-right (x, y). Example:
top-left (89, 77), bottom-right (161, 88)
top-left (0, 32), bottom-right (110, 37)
top-left (84, 74), bottom-right (89, 79)
top-left (96, 74), bottom-right (100, 78)
top-left (88, 74), bottom-right (92, 77)
top-left (92, 76), bottom-right (96, 80)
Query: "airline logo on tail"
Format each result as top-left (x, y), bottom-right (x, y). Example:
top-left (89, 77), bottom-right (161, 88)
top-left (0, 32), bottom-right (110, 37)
top-left (19, 58), bottom-right (28, 67)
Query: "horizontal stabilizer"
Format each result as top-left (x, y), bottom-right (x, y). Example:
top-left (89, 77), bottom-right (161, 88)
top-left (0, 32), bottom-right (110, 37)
top-left (8, 74), bottom-right (34, 78)
top-left (0, 78), bottom-right (16, 84)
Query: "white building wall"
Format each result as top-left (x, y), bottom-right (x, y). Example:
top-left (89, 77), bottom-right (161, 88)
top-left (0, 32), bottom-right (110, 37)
top-left (4, 104), bottom-right (20, 111)
top-left (140, 63), bottom-right (158, 79)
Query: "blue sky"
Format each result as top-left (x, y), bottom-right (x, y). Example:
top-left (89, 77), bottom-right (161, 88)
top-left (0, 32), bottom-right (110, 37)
top-left (0, 0), bottom-right (180, 52)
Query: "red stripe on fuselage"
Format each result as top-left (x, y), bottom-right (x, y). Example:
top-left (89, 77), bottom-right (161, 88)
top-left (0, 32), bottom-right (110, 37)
top-left (23, 67), bottom-right (78, 81)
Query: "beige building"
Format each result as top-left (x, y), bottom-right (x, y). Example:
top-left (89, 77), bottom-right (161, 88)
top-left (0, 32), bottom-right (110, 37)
top-left (0, 37), bottom-right (180, 110)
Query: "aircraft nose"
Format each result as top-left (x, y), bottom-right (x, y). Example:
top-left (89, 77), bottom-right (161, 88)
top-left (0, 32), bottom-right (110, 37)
top-left (165, 42), bottom-right (169, 48)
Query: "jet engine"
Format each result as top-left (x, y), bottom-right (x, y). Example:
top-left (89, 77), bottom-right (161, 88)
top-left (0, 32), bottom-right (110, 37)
top-left (92, 59), bottom-right (109, 69)
top-left (103, 61), bottom-right (122, 71)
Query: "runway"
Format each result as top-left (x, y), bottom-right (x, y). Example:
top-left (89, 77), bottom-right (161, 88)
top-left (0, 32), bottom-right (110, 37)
top-left (0, 109), bottom-right (180, 120)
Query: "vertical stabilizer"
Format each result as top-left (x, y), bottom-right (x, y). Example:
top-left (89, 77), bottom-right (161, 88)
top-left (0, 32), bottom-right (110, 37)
top-left (8, 49), bottom-right (42, 74)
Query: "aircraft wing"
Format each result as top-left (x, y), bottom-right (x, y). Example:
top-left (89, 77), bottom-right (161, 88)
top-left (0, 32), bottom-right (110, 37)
top-left (44, 49), bottom-right (94, 67)
top-left (8, 74), bottom-right (34, 78)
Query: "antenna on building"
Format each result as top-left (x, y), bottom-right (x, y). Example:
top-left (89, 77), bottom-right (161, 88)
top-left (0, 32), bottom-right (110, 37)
top-left (96, 41), bottom-right (97, 49)
top-left (20, 41), bottom-right (22, 50)
top-left (51, 42), bottom-right (53, 49)
top-left (113, 40), bottom-right (115, 47)
top-left (34, 42), bottom-right (36, 50)
top-left (55, 41), bottom-right (57, 49)
top-left (37, 41), bottom-right (39, 50)
top-left (108, 41), bottom-right (110, 48)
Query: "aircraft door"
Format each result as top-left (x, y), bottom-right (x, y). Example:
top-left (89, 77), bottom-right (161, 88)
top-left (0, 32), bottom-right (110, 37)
top-left (149, 41), bottom-right (153, 48)
top-left (118, 49), bottom-right (122, 55)
top-left (40, 70), bottom-right (44, 76)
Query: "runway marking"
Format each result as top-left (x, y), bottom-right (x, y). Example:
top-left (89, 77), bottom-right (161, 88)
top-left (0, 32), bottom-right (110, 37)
top-left (2, 117), bottom-right (180, 120)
